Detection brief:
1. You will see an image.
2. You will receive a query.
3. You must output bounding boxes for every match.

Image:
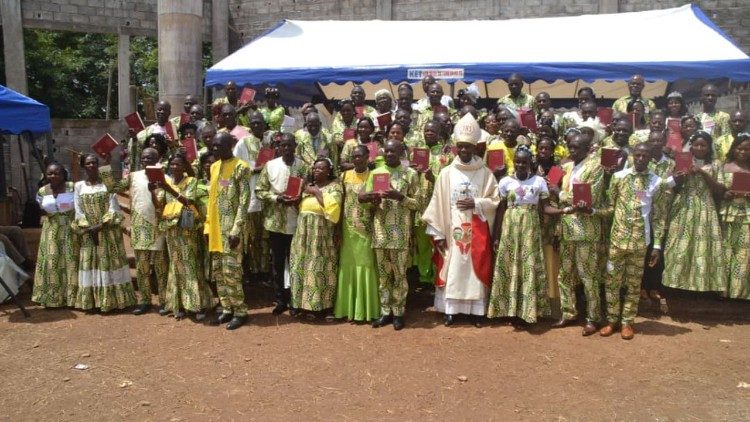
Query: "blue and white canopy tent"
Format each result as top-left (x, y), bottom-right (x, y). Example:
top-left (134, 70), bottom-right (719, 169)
top-left (206, 4), bottom-right (750, 105)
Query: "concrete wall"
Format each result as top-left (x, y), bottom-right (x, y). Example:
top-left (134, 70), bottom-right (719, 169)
top-left (49, 118), bottom-right (127, 181)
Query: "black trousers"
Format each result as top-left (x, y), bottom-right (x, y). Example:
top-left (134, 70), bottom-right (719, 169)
top-left (641, 241), bottom-right (664, 291)
top-left (268, 231), bottom-right (293, 305)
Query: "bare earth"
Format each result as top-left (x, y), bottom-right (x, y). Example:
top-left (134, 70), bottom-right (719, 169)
top-left (1, 284), bottom-right (749, 421)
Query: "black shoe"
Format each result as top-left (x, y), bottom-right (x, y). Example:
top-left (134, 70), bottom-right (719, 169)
top-left (158, 306), bottom-right (171, 316)
top-left (194, 311), bottom-right (206, 322)
top-left (226, 315), bottom-right (247, 330)
top-left (443, 314), bottom-right (455, 326)
top-left (289, 307), bottom-right (301, 317)
top-left (272, 303), bottom-right (288, 315)
top-left (393, 316), bottom-right (405, 331)
top-left (175, 311), bottom-right (186, 320)
top-left (214, 312), bottom-right (233, 325)
top-left (372, 314), bottom-right (392, 328)
top-left (132, 304), bottom-right (150, 315)
top-left (472, 315), bottom-right (484, 328)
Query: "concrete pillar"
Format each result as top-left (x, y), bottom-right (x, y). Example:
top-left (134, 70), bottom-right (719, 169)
top-left (599, 0), bottom-right (619, 14)
top-left (376, 0), bottom-right (392, 20)
top-left (117, 34), bottom-right (132, 119)
top-left (211, 0), bottom-right (229, 64)
top-left (157, 0), bottom-right (203, 108)
top-left (1, 0), bottom-right (28, 94)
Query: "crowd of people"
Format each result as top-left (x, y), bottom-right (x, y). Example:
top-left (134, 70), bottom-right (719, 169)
top-left (29, 73), bottom-right (750, 339)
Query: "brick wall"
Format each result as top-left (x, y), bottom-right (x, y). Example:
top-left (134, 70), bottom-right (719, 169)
top-left (49, 118), bottom-right (127, 181)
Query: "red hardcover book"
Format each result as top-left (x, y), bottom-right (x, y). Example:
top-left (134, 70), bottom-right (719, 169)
top-left (124, 112), bottom-right (145, 133)
top-left (487, 149), bottom-right (505, 171)
top-left (284, 176), bottom-right (303, 198)
top-left (597, 107), bottom-right (614, 125)
top-left (91, 133), bottom-right (119, 158)
top-left (731, 172), bottom-right (750, 192)
top-left (519, 109), bottom-right (538, 131)
top-left (372, 173), bottom-right (391, 193)
top-left (165, 122), bottom-right (176, 140)
top-left (547, 165), bottom-right (564, 186)
top-left (376, 112), bottom-right (392, 129)
top-left (343, 128), bottom-right (356, 141)
top-left (180, 112), bottom-right (190, 126)
top-left (145, 165), bottom-right (166, 184)
top-left (354, 105), bottom-right (365, 118)
top-left (667, 131), bottom-right (683, 152)
top-left (600, 148), bottom-right (621, 168)
top-left (181, 137), bottom-right (198, 162)
top-left (572, 182), bottom-right (592, 208)
top-left (366, 141), bottom-right (379, 161)
top-left (674, 151), bottom-right (693, 173)
top-left (411, 147), bottom-right (430, 172)
top-left (239, 87), bottom-right (256, 105)
top-left (255, 147), bottom-right (275, 168)
top-left (667, 118), bottom-right (681, 134)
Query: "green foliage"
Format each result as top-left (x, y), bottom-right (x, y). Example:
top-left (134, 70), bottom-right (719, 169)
top-left (130, 36), bottom-right (159, 101)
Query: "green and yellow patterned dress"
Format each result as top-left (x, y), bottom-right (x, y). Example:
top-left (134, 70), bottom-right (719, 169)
top-left (159, 176), bottom-right (214, 313)
top-left (294, 128), bottom-right (340, 171)
top-left (487, 174), bottom-right (550, 323)
top-left (662, 161), bottom-right (726, 293)
top-left (72, 181), bottom-right (136, 311)
top-left (32, 182), bottom-right (78, 307)
top-left (259, 105), bottom-right (285, 132)
top-left (334, 169), bottom-right (380, 321)
top-left (718, 169), bottom-right (750, 299)
top-left (330, 114), bottom-right (358, 151)
top-left (289, 182), bottom-right (343, 311)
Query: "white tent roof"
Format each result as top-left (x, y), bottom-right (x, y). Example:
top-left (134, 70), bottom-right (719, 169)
top-left (206, 4), bottom-right (750, 103)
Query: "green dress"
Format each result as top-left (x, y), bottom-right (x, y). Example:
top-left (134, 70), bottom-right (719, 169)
top-left (259, 105), bottom-right (285, 131)
top-left (718, 170), bottom-right (750, 299)
top-left (662, 161), bottom-right (726, 293)
top-left (289, 182), bottom-right (343, 311)
top-left (32, 182), bottom-right (78, 307)
top-left (72, 181), bottom-right (136, 311)
top-left (487, 175), bottom-right (550, 323)
top-left (159, 176), bottom-right (214, 313)
top-left (334, 169), bottom-right (381, 321)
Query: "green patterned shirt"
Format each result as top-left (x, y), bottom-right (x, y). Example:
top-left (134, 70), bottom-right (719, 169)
top-left (294, 128), bottom-right (339, 171)
top-left (497, 93), bottom-right (538, 114)
top-left (365, 164), bottom-right (421, 249)
top-left (255, 157), bottom-right (310, 234)
top-left (696, 111), bottom-right (731, 139)
top-left (558, 158), bottom-right (605, 242)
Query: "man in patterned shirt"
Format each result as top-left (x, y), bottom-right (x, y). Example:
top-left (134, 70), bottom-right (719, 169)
top-left (496, 73), bottom-right (537, 114)
top-left (363, 139), bottom-right (421, 330)
top-left (598, 143), bottom-right (668, 340)
top-left (696, 83), bottom-right (731, 139)
top-left (612, 75), bottom-right (656, 117)
top-left (205, 132), bottom-right (252, 330)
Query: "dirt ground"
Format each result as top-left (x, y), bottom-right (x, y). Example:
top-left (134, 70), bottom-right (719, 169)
top-left (1, 283), bottom-right (749, 421)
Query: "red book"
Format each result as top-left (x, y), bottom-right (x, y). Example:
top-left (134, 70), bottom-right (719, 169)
top-left (366, 142), bottom-right (379, 161)
top-left (239, 87), bottom-right (256, 105)
top-left (667, 118), bottom-right (681, 134)
top-left (572, 182), bottom-right (592, 207)
top-left (487, 149), bottom-right (505, 171)
top-left (674, 151), bottom-right (693, 173)
top-left (180, 112), bottom-right (190, 126)
top-left (145, 165), bottom-right (166, 184)
top-left (597, 107), bottom-right (614, 125)
top-left (600, 148), bottom-right (621, 168)
top-left (284, 176), bottom-right (303, 198)
top-left (519, 109), bottom-right (538, 132)
top-left (165, 122), bottom-right (176, 140)
top-left (547, 165), bottom-right (564, 186)
top-left (432, 105), bottom-right (447, 114)
top-left (343, 128), bottom-right (356, 141)
top-left (667, 131), bottom-right (683, 152)
top-left (92, 133), bottom-right (119, 158)
top-left (181, 136), bottom-right (198, 162)
top-left (411, 147), bottom-right (430, 172)
top-left (372, 173), bottom-right (391, 193)
top-left (376, 112), bottom-right (392, 129)
top-left (731, 172), bottom-right (750, 192)
top-left (255, 147), bottom-right (275, 168)
top-left (354, 105), bottom-right (365, 118)
top-left (124, 112), bottom-right (145, 133)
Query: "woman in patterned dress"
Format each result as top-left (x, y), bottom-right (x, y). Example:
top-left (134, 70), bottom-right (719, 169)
top-left (662, 131), bottom-right (726, 293)
top-left (534, 136), bottom-right (562, 318)
top-left (32, 163), bottom-right (78, 308)
top-left (258, 87), bottom-right (286, 132)
top-left (330, 99), bottom-right (358, 153)
top-left (718, 133), bottom-right (750, 299)
top-left (340, 117), bottom-right (377, 171)
top-left (334, 145), bottom-right (381, 322)
top-left (72, 153), bottom-right (136, 312)
top-left (154, 153), bottom-right (213, 320)
top-left (289, 157), bottom-right (343, 317)
top-left (487, 147), bottom-right (551, 326)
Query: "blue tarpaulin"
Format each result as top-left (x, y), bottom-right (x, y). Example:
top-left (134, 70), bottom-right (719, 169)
top-left (0, 84), bottom-right (51, 135)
